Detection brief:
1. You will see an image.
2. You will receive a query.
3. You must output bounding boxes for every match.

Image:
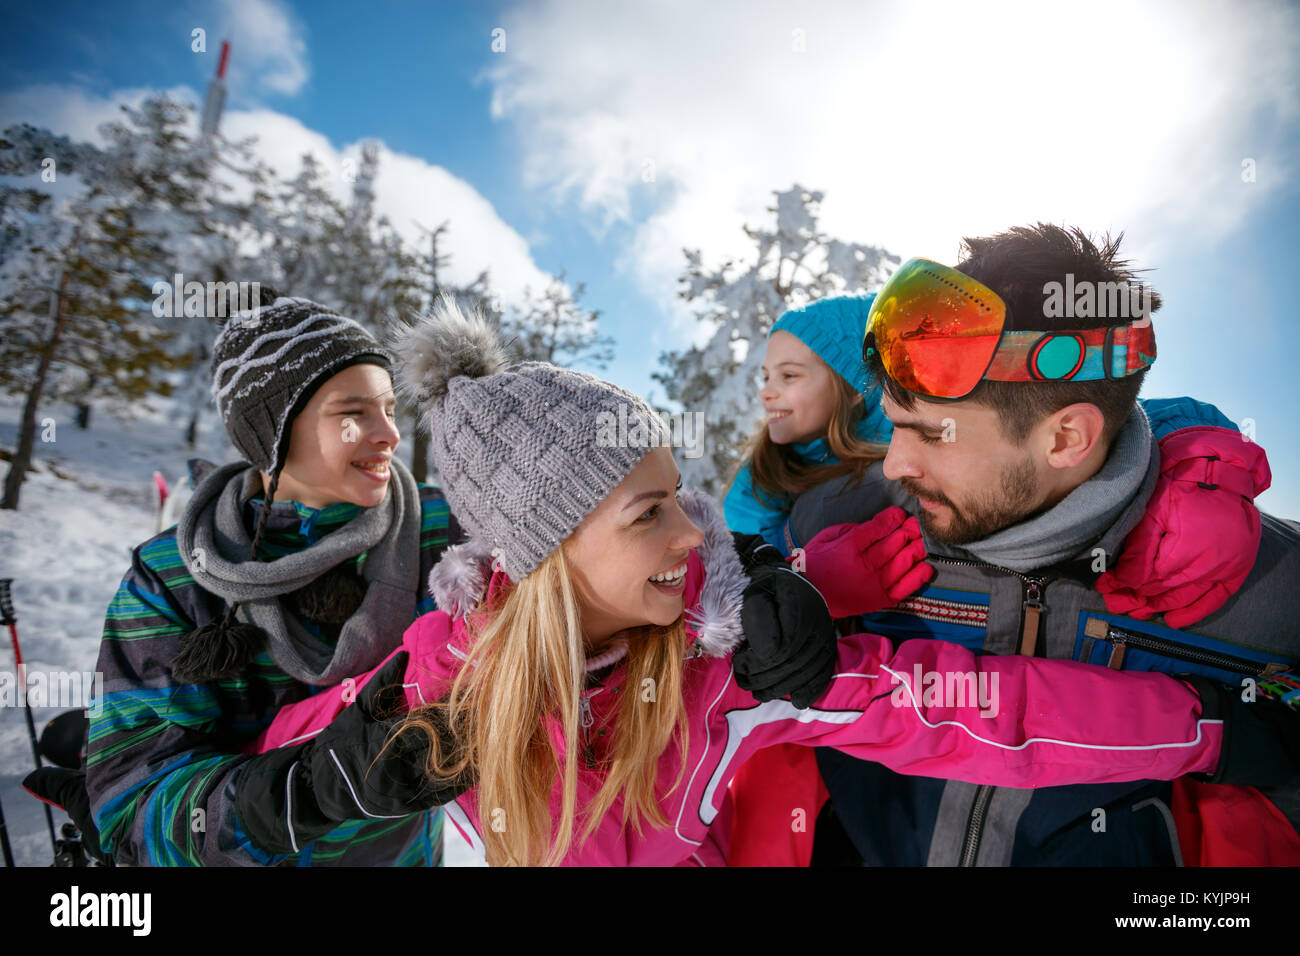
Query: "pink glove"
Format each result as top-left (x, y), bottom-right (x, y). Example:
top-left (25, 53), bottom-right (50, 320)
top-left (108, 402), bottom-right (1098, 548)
top-left (1098, 426), bottom-right (1271, 629)
top-left (798, 506), bottom-right (934, 619)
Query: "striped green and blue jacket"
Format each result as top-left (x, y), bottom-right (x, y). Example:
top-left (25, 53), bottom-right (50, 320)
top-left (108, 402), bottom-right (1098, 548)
top-left (86, 483), bottom-right (455, 866)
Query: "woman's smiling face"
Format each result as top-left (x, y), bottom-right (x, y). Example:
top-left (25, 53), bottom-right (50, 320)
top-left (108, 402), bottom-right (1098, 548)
top-left (564, 447), bottom-right (705, 649)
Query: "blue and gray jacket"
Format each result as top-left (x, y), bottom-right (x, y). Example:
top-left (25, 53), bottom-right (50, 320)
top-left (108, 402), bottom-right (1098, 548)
top-left (86, 483), bottom-right (456, 866)
top-left (783, 397), bottom-right (1300, 865)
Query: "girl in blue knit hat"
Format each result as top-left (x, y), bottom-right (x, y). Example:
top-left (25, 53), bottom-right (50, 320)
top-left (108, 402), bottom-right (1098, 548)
top-left (723, 294), bottom-right (932, 866)
top-left (724, 294), bottom-right (896, 550)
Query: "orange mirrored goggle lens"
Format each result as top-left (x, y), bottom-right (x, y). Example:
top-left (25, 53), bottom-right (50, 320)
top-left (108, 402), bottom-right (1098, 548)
top-left (865, 258), bottom-right (1008, 399)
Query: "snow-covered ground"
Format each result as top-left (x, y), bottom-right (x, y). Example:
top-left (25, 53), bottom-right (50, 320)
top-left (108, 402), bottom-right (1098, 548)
top-left (0, 395), bottom-right (480, 866)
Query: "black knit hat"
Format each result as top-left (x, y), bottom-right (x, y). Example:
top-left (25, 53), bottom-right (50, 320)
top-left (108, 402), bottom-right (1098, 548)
top-left (209, 290), bottom-right (396, 474)
top-left (172, 291), bottom-right (390, 685)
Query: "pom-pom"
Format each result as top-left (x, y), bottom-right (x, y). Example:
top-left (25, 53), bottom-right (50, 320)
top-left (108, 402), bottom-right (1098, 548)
top-left (172, 613), bottom-right (266, 684)
top-left (393, 294), bottom-right (510, 408)
top-left (428, 538), bottom-right (495, 619)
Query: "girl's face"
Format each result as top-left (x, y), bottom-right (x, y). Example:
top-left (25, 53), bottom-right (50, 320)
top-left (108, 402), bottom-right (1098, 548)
top-left (272, 363), bottom-right (400, 510)
top-left (759, 331), bottom-right (839, 444)
top-left (564, 447), bottom-right (705, 649)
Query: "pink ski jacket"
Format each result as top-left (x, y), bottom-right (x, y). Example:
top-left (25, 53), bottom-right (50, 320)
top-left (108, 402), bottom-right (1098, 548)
top-left (249, 490), bottom-right (1224, 866)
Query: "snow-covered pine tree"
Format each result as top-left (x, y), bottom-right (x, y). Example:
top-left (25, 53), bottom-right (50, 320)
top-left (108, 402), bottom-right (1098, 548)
top-left (333, 141), bottom-right (406, 329)
top-left (389, 221), bottom-right (506, 482)
top-left (268, 152), bottom-right (347, 301)
top-left (500, 271), bottom-right (613, 369)
top-left (0, 182), bottom-right (186, 509)
top-left (95, 95), bottom-right (272, 446)
top-left (652, 185), bottom-right (899, 496)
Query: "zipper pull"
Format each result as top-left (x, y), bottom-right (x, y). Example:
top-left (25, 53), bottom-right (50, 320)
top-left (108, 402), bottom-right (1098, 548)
top-left (579, 695), bottom-right (595, 769)
top-left (1084, 616), bottom-right (1128, 668)
top-left (1018, 576), bottom-right (1045, 657)
top-left (1107, 634), bottom-right (1128, 669)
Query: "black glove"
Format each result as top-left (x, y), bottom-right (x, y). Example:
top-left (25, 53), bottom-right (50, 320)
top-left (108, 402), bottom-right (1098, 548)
top-left (234, 652), bottom-right (472, 855)
top-left (1182, 673), bottom-right (1300, 786)
top-left (23, 767), bottom-right (111, 864)
top-left (730, 532), bottom-right (837, 709)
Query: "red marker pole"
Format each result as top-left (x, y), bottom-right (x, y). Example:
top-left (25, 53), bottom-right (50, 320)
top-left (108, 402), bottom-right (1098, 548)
top-left (201, 40), bottom-right (230, 138)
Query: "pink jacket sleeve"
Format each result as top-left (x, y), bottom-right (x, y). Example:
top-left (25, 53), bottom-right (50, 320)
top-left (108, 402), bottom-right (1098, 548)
top-left (244, 610), bottom-right (458, 754)
top-left (713, 631), bottom-right (1222, 788)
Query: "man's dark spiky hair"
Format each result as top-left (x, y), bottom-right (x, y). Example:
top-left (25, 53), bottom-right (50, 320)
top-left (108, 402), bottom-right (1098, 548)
top-left (869, 223), bottom-right (1158, 445)
top-left (956, 223), bottom-right (1161, 331)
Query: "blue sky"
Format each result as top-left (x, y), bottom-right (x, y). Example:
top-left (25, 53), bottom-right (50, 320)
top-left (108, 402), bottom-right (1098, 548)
top-left (2, 0), bottom-right (1298, 515)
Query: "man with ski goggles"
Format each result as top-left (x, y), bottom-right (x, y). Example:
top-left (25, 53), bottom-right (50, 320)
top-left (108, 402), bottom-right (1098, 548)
top-left (784, 224), bottom-right (1300, 866)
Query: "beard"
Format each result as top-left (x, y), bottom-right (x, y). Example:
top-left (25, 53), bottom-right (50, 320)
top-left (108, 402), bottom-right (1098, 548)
top-left (900, 455), bottom-right (1041, 546)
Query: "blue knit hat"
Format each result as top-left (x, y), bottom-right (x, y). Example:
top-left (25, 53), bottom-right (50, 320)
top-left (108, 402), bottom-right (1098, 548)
top-left (768, 293), bottom-right (876, 395)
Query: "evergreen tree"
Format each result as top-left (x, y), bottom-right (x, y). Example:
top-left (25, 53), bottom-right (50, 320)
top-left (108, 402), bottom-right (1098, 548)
top-left (96, 95), bottom-right (271, 446)
top-left (500, 272), bottom-right (613, 369)
top-left (0, 93), bottom-right (273, 505)
top-left (0, 184), bottom-right (185, 509)
top-left (268, 152), bottom-right (347, 300)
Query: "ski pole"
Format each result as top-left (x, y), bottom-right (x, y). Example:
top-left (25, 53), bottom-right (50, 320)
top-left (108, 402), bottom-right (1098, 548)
top-left (0, 579), bottom-right (58, 854)
top-left (0, 793), bottom-right (14, 867)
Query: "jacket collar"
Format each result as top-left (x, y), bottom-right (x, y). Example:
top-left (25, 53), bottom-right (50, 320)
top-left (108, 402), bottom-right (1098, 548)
top-left (427, 487), bottom-right (748, 659)
top-left (922, 407), bottom-right (1161, 579)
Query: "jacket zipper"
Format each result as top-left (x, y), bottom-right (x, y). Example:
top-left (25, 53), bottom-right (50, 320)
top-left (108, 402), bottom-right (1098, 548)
top-left (1084, 619), bottom-right (1287, 678)
top-left (578, 689), bottom-right (601, 769)
top-left (960, 786), bottom-right (994, 867)
top-left (929, 554), bottom-right (1048, 866)
top-left (928, 554), bottom-right (1048, 654)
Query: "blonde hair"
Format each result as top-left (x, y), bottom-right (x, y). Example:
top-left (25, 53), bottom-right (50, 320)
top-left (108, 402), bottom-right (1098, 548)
top-left (734, 356), bottom-right (888, 505)
top-left (399, 545), bottom-right (691, 866)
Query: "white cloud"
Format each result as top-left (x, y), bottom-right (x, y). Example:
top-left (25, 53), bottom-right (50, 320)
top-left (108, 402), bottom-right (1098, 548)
top-left (221, 107), bottom-right (551, 301)
top-left (488, 0), bottom-right (1300, 305)
top-left (362, 145), bottom-right (551, 302)
top-left (0, 84), bottom-right (198, 145)
top-left (1, 85), bottom-right (551, 309)
top-left (210, 0), bottom-right (310, 97)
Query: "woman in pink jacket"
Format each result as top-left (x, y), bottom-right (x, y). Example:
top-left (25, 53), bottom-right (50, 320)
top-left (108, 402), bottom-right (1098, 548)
top-left (250, 301), bottom-right (1246, 867)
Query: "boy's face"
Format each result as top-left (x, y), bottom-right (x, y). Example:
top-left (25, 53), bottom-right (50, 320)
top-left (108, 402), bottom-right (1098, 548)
top-left (760, 331), bottom-right (839, 444)
top-left (274, 363), bottom-right (400, 510)
top-left (879, 390), bottom-right (1047, 545)
top-left (564, 447), bottom-right (705, 648)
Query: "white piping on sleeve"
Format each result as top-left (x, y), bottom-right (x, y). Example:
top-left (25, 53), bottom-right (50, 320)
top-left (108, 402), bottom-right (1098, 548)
top-left (698, 700), bottom-right (861, 826)
top-left (325, 749), bottom-right (407, 819)
top-left (881, 663), bottom-right (1221, 753)
top-left (286, 760), bottom-right (301, 854)
top-left (443, 799), bottom-right (486, 860)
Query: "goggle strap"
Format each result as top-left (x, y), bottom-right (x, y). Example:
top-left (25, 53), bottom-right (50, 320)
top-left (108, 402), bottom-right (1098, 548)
top-left (994, 322), bottom-right (1155, 383)
top-left (1109, 322), bottom-right (1156, 379)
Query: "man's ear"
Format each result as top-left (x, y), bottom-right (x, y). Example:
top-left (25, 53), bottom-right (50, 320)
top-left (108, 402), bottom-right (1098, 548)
top-left (1042, 403), bottom-right (1107, 470)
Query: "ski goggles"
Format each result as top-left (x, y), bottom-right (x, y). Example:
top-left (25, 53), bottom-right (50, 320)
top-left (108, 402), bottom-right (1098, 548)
top-left (863, 258), bottom-right (1156, 400)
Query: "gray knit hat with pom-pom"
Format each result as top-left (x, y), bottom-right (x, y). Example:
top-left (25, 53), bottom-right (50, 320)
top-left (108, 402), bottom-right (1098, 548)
top-left (395, 296), bottom-right (669, 581)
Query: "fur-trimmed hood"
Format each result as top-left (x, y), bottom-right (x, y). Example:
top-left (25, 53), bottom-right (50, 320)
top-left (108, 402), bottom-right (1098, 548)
top-left (426, 487), bottom-right (748, 658)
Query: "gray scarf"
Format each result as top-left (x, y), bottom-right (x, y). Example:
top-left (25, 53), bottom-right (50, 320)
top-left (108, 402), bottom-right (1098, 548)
top-left (955, 405), bottom-right (1155, 572)
top-left (176, 459), bottom-right (422, 685)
